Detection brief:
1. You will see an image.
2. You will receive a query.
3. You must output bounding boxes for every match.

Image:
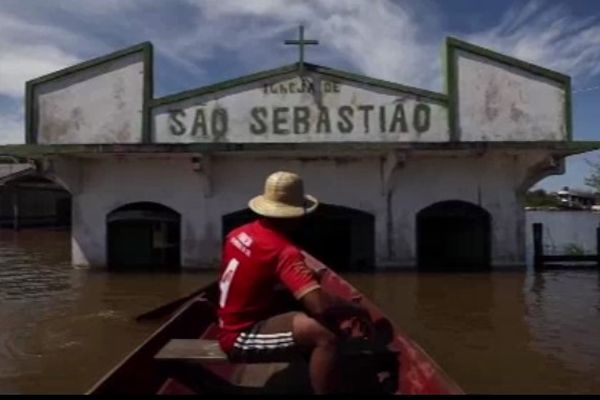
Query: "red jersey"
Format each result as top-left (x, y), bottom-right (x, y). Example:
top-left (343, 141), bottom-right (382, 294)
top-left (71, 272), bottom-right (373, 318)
top-left (217, 220), bottom-right (320, 353)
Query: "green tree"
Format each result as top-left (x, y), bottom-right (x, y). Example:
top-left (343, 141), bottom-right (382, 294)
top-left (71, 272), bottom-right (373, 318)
top-left (585, 158), bottom-right (600, 199)
top-left (524, 189), bottom-right (561, 208)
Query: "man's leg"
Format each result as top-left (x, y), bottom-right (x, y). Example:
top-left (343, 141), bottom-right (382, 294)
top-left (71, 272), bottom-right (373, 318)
top-left (228, 311), bottom-right (340, 394)
top-left (291, 312), bottom-right (340, 394)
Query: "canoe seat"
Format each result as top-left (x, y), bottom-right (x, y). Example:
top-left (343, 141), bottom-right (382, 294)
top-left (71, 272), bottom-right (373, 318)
top-left (155, 339), bottom-right (228, 363)
top-left (154, 338), bottom-right (401, 364)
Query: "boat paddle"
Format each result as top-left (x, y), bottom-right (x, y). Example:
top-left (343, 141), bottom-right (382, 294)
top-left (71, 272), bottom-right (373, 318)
top-left (135, 282), bottom-right (216, 322)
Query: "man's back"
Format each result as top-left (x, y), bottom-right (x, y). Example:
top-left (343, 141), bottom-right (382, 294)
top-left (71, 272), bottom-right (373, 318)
top-left (217, 219), bottom-right (319, 352)
top-left (213, 171), bottom-right (369, 394)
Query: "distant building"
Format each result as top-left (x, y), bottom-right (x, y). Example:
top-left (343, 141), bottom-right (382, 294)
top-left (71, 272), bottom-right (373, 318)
top-left (556, 187), bottom-right (596, 210)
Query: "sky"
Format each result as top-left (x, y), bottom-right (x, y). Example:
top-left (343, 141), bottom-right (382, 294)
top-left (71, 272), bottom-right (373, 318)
top-left (1, 0), bottom-right (600, 192)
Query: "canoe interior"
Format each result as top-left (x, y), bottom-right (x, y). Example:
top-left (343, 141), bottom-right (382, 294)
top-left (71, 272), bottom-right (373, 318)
top-left (88, 253), bottom-right (463, 395)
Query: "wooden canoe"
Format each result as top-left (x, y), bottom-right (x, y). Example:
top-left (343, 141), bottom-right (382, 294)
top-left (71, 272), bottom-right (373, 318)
top-left (87, 253), bottom-right (463, 395)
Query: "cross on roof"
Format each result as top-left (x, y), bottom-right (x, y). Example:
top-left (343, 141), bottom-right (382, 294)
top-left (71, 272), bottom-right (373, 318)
top-left (284, 25), bottom-right (319, 70)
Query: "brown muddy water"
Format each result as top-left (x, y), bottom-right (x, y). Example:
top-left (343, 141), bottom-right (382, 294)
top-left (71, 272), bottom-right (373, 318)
top-left (0, 229), bottom-right (599, 394)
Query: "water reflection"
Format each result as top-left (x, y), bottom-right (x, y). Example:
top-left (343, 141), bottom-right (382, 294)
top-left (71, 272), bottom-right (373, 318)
top-left (0, 229), bottom-right (215, 394)
top-left (347, 270), bottom-right (600, 394)
top-left (525, 271), bottom-right (600, 393)
top-left (1, 230), bottom-right (600, 394)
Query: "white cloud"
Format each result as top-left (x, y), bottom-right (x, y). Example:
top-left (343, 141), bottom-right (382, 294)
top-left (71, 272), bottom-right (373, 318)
top-left (3, 0), bottom-right (600, 99)
top-left (1, 0), bottom-right (600, 145)
top-left (53, 0), bottom-right (142, 15)
top-left (164, 0), bottom-right (443, 91)
top-left (465, 0), bottom-right (600, 90)
top-left (0, 13), bottom-right (84, 97)
top-left (310, 1), bottom-right (440, 89)
top-left (0, 105), bottom-right (24, 144)
top-left (178, 0), bottom-right (600, 92)
top-left (0, 45), bottom-right (80, 97)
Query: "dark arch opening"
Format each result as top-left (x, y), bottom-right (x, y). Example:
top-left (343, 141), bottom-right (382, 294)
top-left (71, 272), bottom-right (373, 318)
top-left (416, 200), bottom-right (491, 272)
top-left (107, 202), bottom-right (180, 270)
top-left (222, 204), bottom-right (375, 272)
top-left (0, 173), bottom-right (71, 230)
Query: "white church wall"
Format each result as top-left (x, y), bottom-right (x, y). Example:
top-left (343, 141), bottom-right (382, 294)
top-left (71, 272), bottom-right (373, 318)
top-left (67, 152), bottom-right (525, 269)
top-left (69, 155), bottom-right (386, 268)
top-left (152, 72), bottom-right (449, 144)
top-left (453, 47), bottom-right (569, 142)
top-left (387, 153), bottom-right (524, 268)
top-left (32, 49), bottom-right (147, 144)
top-left (70, 157), bottom-right (212, 267)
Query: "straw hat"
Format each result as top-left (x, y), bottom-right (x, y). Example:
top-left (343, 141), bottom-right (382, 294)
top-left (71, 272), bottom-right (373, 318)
top-left (249, 171), bottom-right (319, 218)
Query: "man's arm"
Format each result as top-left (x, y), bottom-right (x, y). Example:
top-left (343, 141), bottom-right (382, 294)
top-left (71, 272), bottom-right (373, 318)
top-left (300, 288), bottom-right (372, 338)
top-left (276, 248), bottom-right (371, 337)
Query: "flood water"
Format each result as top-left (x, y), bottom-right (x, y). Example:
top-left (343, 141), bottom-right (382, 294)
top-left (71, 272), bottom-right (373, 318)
top-left (1, 230), bottom-right (600, 394)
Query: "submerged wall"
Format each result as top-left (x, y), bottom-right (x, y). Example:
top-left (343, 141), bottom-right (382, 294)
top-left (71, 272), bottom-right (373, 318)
top-left (62, 151), bottom-right (528, 270)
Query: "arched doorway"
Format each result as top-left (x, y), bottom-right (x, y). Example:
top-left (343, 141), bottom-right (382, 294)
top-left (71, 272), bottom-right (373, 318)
top-left (107, 202), bottom-right (180, 270)
top-left (416, 200), bottom-right (491, 271)
top-left (222, 204), bottom-right (375, 272)
top-left (0, 172), bottom-right (71, 230)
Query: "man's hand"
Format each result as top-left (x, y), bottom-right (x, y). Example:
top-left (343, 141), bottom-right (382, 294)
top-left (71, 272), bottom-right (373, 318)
top-left (300, 289), bottom-right (374, 339)
top-left (322, 295), bottom-right (373, 339)
top-left (339, 316), bottom-right (374, 339)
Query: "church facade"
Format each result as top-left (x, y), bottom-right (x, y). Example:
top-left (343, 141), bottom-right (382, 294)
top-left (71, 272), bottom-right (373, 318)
top-left (3, 36), bottom-right (597, 271)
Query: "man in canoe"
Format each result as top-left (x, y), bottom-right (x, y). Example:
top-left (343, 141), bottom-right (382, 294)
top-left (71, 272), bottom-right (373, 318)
top-left (217, 171), bottom-right (372, 394)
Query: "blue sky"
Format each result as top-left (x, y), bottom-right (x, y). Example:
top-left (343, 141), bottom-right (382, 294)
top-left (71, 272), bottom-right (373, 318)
top-left (0, 0), bottom-right (600, 192)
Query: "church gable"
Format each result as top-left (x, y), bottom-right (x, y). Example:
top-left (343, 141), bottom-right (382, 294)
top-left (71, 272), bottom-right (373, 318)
top-left (26, 43), bottom-right (152, 145)
top-left (151, 66), bottom-right (450, 144)
top-left (446, 37), bottom-right (571, 142)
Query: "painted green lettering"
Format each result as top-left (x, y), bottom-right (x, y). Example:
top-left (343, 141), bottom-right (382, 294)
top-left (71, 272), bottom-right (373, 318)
top-left (273, 107), bottom-right (289, 134)
top-left (389, 104), bottom-right (408, 133)
top-left (250, 107), bottom-right (267, 134)
top-left (414, 103), bottom-right (431, 133)
top-left (168, 109), bottom-right (186, 136)
top-left (190, 108), bottom-right (208, 136)
top-left (337, 106), bottom-right (354, 133)
top-left (358, 105), bottom-right (373, 133)
top-left (211, 108), bottom-right (228, 137)
top-left (316, 107), bottom-right (331, 133)
top-left (293, 106), bottom-right (310, 134)
top-left (379, 106), bottom-right (386, 133)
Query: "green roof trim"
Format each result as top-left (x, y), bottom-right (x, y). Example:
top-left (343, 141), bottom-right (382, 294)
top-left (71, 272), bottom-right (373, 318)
top-left (26, 42), bottom-right (152, 87)
top-left (24, 42), bottom-right (153, 144)
top-left (304, 64), bottom-right (446, 102)
top-left (446, 37), bottom-right (570, 83)
top-left (0, 141), bottom-right (597, 158)
top-left (24, 79), bottom-right (34, 145)
top-left (150, 64), bottom-right (298, 107)
top-left (142, 43), bottom-right (154, 144)
top-left (444, 39), bottom-right (459, 142)
top-left (151, 62), bottom-right (447, 108)
top-left (445, 37), bottom-right (572, 141)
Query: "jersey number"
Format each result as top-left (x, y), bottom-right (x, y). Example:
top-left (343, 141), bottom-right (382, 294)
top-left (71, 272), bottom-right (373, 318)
top-left (219, 258), bottom-right (240, 307)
